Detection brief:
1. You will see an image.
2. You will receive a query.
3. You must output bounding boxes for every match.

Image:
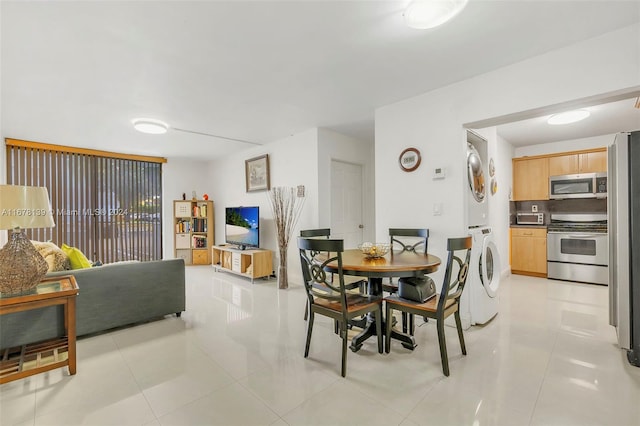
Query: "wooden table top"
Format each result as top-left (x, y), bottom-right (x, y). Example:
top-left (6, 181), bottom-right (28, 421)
top-left (324, 249), bottom-right (441, 279)
top-left (0, 275), bottom-right (78, 306)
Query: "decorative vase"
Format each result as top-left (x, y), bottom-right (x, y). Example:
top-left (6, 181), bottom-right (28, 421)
top-left (277, 246), bottom-right (288, 289)
top-left (267, 186), bottom-right (306, 290)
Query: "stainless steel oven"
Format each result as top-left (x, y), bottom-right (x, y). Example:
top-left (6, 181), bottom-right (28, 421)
top-left (547, 214), bottom-right (608, 285)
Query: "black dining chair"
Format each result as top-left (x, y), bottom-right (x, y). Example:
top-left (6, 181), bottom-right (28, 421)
top-left (300, 229), bottom-right (366, 321)
top-left (298, 237), bottom-right (383, 377)
top-left (384, 228), bottom-right (430, 333)
top-left (384, 236), bottom-right (472, 377)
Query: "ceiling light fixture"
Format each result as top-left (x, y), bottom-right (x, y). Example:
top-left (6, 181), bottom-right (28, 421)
top-left (132, 118), bottom-right (169, 134)
top-left (404, 0), bottom-right (469, 29)
top-left (547, 110), bottom-right (591, 125)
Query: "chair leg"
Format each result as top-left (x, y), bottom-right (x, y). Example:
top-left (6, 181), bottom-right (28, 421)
top-left (304, 312), bottom-right (314, 357)
top-left (341, 321), bottom-right (348, 377)
top-left (375, 307), bottom-right (383, 354)
top-left (409, 314), bottom-right (415, 336)
top-left (385, 303), bottom-right (392, 353)
top-left (304, 301), bottom-right (308, 321)
top-left (436, 317), bottom-right (450, 377)
top-left (454, 311), bottom-right (467, 355)
top-left (402, 312), bottom-right (408, 333)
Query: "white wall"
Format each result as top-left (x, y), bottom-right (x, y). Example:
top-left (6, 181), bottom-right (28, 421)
top-left (514, 134), bottom-right (615, 157)
top-left (208, 128), bottom-right (319, 284)
top-left (317, 128), bottom-right (375, 242)
top-left (375, 23), bottom-right (640, 284)
top-left (162, 159), bottom-right (211, 259)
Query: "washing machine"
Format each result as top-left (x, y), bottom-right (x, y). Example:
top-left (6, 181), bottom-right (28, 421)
top-left (465, 227), bottom-right (501, 325)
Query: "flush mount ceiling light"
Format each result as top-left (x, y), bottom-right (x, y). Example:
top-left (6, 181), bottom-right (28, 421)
top-left (404, 0), bottom-right (469, 29)
top-left (132, 118), bottom-right (169, 134)
top-left (547, 110), bottom-right (591, 125)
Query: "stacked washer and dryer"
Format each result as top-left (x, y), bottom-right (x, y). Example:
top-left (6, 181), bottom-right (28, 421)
top-left (461, 130), bottom-right (501, 328)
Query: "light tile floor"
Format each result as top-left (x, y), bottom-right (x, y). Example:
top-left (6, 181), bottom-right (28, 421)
top-left (1, 268), bottom-right (639, 426)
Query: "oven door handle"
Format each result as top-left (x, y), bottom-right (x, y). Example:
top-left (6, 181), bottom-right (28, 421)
top-left (547, 232), bottom-right (607, 238)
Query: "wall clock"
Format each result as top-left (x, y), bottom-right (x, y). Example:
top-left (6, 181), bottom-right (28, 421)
top-left (399, 147), bottom-right (422, 172)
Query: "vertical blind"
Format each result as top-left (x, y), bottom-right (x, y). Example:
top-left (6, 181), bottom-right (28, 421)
top-left (5, 140), bottom-right (164, 263)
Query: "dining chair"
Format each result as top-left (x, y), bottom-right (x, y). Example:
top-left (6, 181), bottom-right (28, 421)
top-left (300, 228), bottom-right (367, 321)
top-left (384, 236), bottom-right (472, 377)
top-left (298, 237), bottom-right (383, 377)
top-left (384, 228), bottom-right (430, 333)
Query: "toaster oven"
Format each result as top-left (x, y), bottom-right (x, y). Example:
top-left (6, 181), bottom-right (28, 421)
top-left (516, 212), bottom-right (544, 225)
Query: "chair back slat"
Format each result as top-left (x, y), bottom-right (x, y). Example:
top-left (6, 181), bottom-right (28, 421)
top-left (437, 236), bottom-right (472, 311)
top-left (389, 228), bottom-right (429, 254)
top-left (298, 237), bottom-right (348, 312)
top-left (300, 228), bottom-right (331, 239)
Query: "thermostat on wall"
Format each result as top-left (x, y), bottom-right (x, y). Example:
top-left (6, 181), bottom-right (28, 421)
top-left (433, 167), bottom-right (446, 180)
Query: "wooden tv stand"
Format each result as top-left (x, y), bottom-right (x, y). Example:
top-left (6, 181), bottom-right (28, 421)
top-left (211, 245), bottom-right (273, 283)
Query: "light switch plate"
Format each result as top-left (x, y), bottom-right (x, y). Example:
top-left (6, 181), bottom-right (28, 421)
top-left (532, 205), bottom-right (538, 212)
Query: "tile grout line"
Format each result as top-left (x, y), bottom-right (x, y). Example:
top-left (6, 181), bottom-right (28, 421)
top-left (527, 329), bottom-right (560, 426)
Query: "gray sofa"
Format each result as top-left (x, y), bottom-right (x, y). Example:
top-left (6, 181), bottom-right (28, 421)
top-left (0, 258), bottom-right (186, 348)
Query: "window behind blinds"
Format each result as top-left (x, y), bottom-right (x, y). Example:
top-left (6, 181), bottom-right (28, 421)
top-left (6, 141), bottom-right (163, 263)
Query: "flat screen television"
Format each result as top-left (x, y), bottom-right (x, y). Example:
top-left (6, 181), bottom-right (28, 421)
top-left (225, 206), bottom-right (260, 249)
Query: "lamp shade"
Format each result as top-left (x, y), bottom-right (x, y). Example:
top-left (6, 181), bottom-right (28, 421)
top-left (0, 185), bottom-right (55, 230)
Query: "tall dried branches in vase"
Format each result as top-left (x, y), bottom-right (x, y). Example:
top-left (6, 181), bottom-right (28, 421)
top-left (268, 186), bottom-right (306, 289)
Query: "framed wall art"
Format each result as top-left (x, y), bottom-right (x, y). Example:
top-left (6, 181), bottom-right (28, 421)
top-left (245, 154), bottom-right (271, 192)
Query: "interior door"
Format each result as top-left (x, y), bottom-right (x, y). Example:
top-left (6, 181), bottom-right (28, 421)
top-left (330, 160), bottom-right (363, 248)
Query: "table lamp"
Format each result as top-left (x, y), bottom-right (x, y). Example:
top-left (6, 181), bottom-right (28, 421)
top-left (0, 185), bottom-right (55, 294)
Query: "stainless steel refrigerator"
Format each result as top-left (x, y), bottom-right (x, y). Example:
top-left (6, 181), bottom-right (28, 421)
top-left (608, 131), bottom-right (640, 367)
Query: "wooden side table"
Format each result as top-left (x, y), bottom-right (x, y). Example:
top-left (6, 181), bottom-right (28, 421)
top-left (0, 275), bottom-right (79, 384)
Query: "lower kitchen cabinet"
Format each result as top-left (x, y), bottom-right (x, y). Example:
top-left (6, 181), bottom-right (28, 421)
top-left (511, 227), bottom-right (547, 277)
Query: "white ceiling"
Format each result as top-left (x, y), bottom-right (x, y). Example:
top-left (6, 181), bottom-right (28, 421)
top-left (2, 1), bottom-right (640, 160)
top-left (496, 97), bottom-right (640, 147)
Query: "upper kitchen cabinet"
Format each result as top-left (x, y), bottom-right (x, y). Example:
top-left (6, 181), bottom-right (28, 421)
top-left (512, 157), bottom-right (549, 201)
top-left (548, 149), bottom-right (607, 176)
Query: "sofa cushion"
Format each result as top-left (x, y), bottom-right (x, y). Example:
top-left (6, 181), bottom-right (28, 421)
top-left (61, 244), bottom-right (92, 269)
top-left (31, 241), bottom-right (70, 272)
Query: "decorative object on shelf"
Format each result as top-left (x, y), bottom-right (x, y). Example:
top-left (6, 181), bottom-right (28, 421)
top-left (246, 154), bottom-right (271, 192)
top-left (191, 190), bottom-right (197, 201)
top-left (203, 193), bottom-right (209, 200)
top-left (489, 158), bottom-right (495, 177)
top-left (399, 147), bottom-right (422, 172)
top-left (182, 193), bottom-right (186, 201)
top-left (267, 186), bottom-right (306, 289)
top-left (0, 185), bottom-right (56, 294)
top-left (359, 242), bottom-right (390, 259)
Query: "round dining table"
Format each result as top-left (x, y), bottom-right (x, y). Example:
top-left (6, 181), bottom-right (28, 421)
top-left (324, 249), bottom-right (441, 352)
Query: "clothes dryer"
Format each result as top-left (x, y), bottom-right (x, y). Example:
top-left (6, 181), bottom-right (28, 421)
top-left (466, 132), bottom-right (488, 228)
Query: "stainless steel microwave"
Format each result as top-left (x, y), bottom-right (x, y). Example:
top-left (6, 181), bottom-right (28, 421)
top-left (549, 173), bottom-right (607, 199)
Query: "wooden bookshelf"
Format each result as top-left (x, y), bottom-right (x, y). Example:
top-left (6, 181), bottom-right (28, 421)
top-left (174, 200), bottom-right (214, 265)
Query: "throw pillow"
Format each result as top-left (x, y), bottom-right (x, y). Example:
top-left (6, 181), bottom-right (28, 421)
top-left (31, 241), bottom-right (71, 272)
top-left (61, 244), bottom-right (92, 270)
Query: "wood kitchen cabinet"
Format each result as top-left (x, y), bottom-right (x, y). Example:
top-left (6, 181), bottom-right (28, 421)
top-left (512, 157), bottom-right (549, 201)
top-left (548, 149), bottom-right (607, 176)
top-left (510, 227), bottom-right (547, 277)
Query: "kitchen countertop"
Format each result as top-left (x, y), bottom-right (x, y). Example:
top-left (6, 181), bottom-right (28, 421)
top-left (510, 224), bottom-right (548, 229)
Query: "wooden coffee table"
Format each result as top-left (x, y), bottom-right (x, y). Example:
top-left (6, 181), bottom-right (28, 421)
top-left (0, 275), bottom-right (79, 384)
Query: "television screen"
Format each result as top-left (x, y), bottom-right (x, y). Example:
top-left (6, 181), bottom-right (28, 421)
top-left (225, 206), bottom-right (260, 249)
